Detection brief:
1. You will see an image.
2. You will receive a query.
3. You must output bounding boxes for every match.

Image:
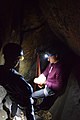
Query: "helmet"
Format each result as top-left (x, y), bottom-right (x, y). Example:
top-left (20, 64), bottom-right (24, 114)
top-left (2, 43), bottom-right (24, 60)
top-left (44, 48), bottom-right (60, 60)
top-left (46, 48), bottom-right (59, 56)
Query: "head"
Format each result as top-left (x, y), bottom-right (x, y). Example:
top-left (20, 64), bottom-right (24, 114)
top-left (46, 49), bottom-right (59, 64)
top-left (2, 43), bottom-right (24, 68)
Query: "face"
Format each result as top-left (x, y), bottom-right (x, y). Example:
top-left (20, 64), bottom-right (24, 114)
top-left (11, 56), bottom-right (24, 68)
top-left (14, 58), bottom-right (20, 68)
top-left (14, 56), bottom-right (24, 68)
top-left (48, 55), bottom-right (58, 63)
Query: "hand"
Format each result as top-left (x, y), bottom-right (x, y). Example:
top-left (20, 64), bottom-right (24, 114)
top-left (38, 84), bottom-right (43, 88)
top-left (34, 78), bottom-right (39, 84)
top-left (34, 78), bottom-right (46, 85)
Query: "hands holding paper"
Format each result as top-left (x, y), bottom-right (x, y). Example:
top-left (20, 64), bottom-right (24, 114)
top-left (34, 74), bottom-right (46, 85)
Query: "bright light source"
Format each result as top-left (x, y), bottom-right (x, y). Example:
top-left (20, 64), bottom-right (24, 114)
top-left (20, 50), bottom-right (24, 56)
top-left (44, 54), bottom-right (49, 59)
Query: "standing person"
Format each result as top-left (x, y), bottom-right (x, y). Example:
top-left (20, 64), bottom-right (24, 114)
top-left (0, 43), bottom-right (35, 120)
top-left (32, 50), bottom-right (72, 111)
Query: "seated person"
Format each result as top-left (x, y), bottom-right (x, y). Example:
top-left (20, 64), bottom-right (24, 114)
top-left (32, 49), bottom-right (72, 111)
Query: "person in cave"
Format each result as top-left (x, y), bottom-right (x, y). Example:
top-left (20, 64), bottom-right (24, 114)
top-left (0, 43), bottom-right (35, 120)
top-left (32, 49), bottom-right (73, 111)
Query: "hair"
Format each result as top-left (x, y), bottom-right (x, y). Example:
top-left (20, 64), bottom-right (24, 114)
top-left (46, 48), bottom-right (60, 60)
top-left (2, 43), bottom-right (23, 60)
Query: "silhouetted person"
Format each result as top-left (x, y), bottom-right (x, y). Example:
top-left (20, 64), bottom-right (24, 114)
top-left (0, 43), bottom-right (35, 120)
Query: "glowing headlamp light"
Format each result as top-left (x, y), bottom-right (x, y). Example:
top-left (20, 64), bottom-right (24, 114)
top-left (44, 54), bottom-right (49, 59)
top-left (19, 50), bottom-right (24, 61)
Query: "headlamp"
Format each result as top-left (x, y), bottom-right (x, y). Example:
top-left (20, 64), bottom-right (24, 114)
top-left (44, 54), bottom-right (49, 59)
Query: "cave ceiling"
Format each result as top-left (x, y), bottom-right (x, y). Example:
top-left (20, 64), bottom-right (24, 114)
top-left (0, 0), bottom-right (80, 55)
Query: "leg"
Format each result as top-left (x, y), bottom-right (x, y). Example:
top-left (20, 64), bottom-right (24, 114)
top-left (44, 85), bottom-right (55, 97)
top-left (32, 87), bottom-right (56, 111)
top-left (32, 89), bottom-right (45, 98)
top-left (11, 101), bottom-right (18, 117)
top-left (39, 94), bottom-right (58, 110)
top-left (32, 86), bottom-right (55, 99)
top-left (24, 97), bottom-right (35, 120)
top-left (3, 104), bottom-right (10, 119)
top-left (26, 105), bottom-right (35, 120)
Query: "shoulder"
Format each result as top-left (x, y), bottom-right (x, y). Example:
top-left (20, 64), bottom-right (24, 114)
top-left (9, 69), bottom-right (25, 83)
top-left (10, 69), bottom-right (23, 77)
top-left (10, 69), bottom-right (33, 90)
top-left (54, 61), bottom-right (63, 68)
top-left (53, 62), bottom-right (63, 72)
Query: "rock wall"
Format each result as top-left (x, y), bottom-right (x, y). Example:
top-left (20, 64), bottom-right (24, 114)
top-left (0, 1), bottom-right (80, 120)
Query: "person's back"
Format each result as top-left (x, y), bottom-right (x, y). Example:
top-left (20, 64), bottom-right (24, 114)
top-left (0, 65), bottom-right (32, 104)
top-left (0, 43), bottom-right (35, 120)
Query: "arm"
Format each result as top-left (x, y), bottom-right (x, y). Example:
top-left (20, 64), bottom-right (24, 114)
top-left (34, 73), bottom-right (46, 85)
top-left (46, 66), bottom-right (64, 91)
top-left (33, 64), bottom-right (50, 85)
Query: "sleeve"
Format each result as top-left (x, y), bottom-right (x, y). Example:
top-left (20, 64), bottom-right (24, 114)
top-left (43, 64), bottom-right (50, 77)
top-left (33, 64), bottom-right (50, 85)
top-left (19, 76), bottom-right (33, 96)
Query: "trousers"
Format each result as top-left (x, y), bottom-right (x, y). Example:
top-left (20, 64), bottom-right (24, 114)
top-left (32, 85), bottom-right (55, 98)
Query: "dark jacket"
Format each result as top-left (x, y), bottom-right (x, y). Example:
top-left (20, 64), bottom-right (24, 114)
top-left (0, 65), bottom-right (35, 120)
